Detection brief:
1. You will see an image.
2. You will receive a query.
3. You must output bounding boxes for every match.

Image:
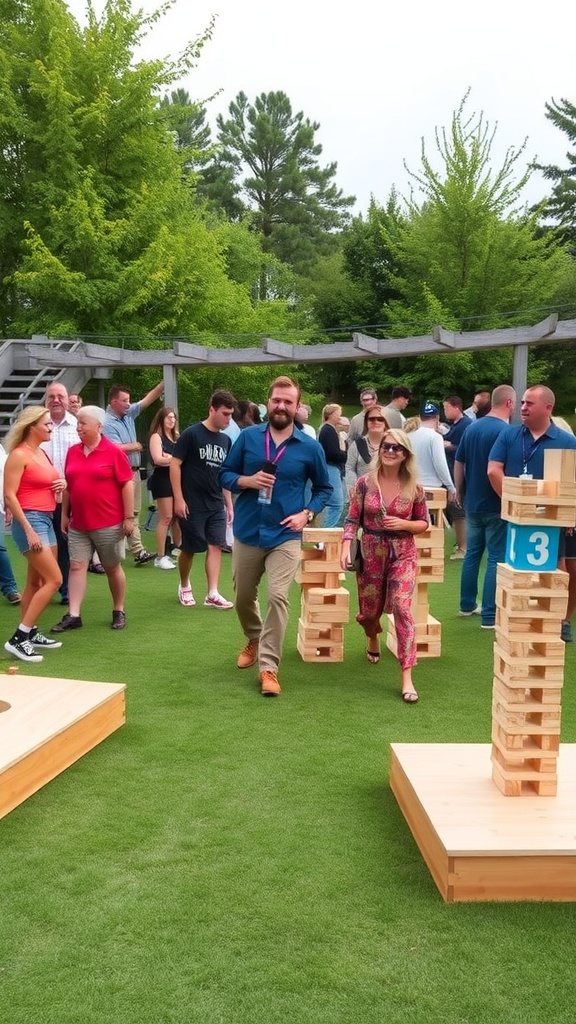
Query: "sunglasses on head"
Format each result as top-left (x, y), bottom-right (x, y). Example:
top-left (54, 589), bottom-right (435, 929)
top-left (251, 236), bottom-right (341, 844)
top-left (380, 442), bottom-right (406, 454)
top-left (367, 416), bottom-right (386, 423)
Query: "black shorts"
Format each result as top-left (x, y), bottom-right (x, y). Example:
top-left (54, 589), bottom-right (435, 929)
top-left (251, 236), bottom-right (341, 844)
top-left (559, 528), bottom-right (576, 560)
top-left (179, 506), bottom-right (227, 553)
top-left (149, 468), bottom-right (173, 500)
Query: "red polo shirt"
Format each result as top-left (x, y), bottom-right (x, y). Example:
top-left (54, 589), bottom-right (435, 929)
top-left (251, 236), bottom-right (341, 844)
top-left (64, 436), bottom-right (133, 532)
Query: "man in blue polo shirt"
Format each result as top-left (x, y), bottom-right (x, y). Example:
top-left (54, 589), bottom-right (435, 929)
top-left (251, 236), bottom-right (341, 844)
top-left (219, 375), bottom-right (332, 697)
top-left (488, 385), bottom-right (576, 484)
top-left (103, 380), bottom-right (164, 565)
top-left (488, 384), bottom-right (576, 640)
top-left (454, 385), bottom-right (516, 628)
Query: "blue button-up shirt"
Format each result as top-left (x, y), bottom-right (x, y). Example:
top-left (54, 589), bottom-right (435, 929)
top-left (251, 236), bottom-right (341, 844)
top-left (219, 423), bottom-right (332, 548)
top-left (103, 402), bottom-right (142, 468)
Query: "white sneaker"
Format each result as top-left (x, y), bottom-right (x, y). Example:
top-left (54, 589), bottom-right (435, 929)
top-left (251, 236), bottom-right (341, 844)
top-left (458, 607), bottom-right (480, 617)
top-left (178, 583), bottom-right (196, 606)
top-left (204, 593), bottom-right (234, 610)
top-left (155, 556), bottom-right (176, 570)
top-left (450, 549), bottom-right (466, 560)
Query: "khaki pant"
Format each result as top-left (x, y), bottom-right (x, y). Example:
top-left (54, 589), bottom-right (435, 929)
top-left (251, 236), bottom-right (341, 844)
top-left (232, 538), bottom-right (301, 672)
top-left (126, 469), bottom-right (145, 557)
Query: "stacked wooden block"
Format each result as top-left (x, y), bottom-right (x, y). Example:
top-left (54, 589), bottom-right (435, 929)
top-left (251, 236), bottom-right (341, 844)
top-left (491, 450), bottom-right (575, 797)
top-left (296, 528), bottom-right (349, 662)
top-left (386, 487), bottom-right (446, 660)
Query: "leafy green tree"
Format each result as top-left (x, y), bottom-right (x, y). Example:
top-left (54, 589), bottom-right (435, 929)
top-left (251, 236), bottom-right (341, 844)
top-left (0, 0), bottom-right (306, 354)
top-left (375, 96), bottom-right (574, 399)
top-left (213, 90), bottom-right (355, 283)
top-left (533, 97), bottom-right (576, 251)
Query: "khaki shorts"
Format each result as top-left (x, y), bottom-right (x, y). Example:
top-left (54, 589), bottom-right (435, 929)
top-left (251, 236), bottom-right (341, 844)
top-left (68, 524), bottom-right (126, 568)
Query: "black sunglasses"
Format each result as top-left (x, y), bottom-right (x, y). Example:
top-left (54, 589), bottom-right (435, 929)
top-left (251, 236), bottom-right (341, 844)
top-left (380, 442), bottom-right (406, 454)
top-left (367, 416), bottom-right (386, 423)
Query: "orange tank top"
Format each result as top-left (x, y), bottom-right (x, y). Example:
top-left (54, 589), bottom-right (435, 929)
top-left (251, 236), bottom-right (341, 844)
top-left (15, 446), bottom-right (59, 512)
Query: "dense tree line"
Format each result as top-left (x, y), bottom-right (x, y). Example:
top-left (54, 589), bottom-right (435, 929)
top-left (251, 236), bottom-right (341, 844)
top-left (2, 0), bottom-right (576, 415)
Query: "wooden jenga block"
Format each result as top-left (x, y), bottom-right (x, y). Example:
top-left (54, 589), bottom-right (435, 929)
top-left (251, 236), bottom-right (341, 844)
top-left (411, 583), bottom-right (430, 623)
top-left (299, 550), bottom-right (341, 575)
top-left (495, 609), bottom-right (560, 635)
top-left (496, 586), bottom-right (568, 618)
top-left (501, 494), bottom-right (576, 527)
top-left (416, 564), bottom-right (444, 581)
top-left (302, 527), bottom-right (343, 544)
top-left (496, 564), bottom-right (568, 593)
top-left (423, 488), bottom-right (447, 509)
top-left (386, 620), bottom-right (441, 659)
top-left (303, 587), bottom-right (349, 607)
top-left (296, 569), bottom-right (343, 588)
top-left (491, 761), bottom-right (523, 796)
top-left (296, 635), bottom-right (344, 662)
top-left (492, 700), bottom-right (561, 733)
top-left (543, 448), bottom-right (576, 483)
top-left (492, 678), bottom-right (562, 710)
top-left (297, 620), bottom-right (343, 643)
top-left (494, 637), bottom-right (565, 662)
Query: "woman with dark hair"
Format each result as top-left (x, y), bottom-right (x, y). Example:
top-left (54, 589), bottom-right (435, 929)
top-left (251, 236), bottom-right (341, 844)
top-left (3, 406), bottom-right (66, 662)
top-left (148, 407), bottom-right (181, 569)
top-left (345, 404), bottom-right (390, 494)
top-left (318, 403), bottom-right (347, 527)
top-left (237, 401), bottom-right (262, 428)
top-left (341, 429), bottom-right (429, 703)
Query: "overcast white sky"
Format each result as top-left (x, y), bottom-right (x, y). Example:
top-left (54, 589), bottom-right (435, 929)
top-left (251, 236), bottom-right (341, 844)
top-left (66, 0), bottom-right (576, 215)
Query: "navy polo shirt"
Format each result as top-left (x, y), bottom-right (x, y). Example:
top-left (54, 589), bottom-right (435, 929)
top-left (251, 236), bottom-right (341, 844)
top-left (488, 422), bottom-right (576, 478)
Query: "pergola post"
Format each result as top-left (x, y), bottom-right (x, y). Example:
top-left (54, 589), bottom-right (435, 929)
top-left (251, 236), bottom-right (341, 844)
top-left (162, 364), bottom-right (178, 416)
top-left (512, 344), bottom-right (528, 423)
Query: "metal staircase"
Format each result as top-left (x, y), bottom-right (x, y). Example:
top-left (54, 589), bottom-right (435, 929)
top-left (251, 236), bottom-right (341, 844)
top-left (0, 338), bottom-right (90, 438)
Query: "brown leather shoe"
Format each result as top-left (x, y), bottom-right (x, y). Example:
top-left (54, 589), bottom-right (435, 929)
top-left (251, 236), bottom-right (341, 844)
top-left (259, 670), bottom-right (281, 697)
top-left (237, 638), bottom-right (259, 669)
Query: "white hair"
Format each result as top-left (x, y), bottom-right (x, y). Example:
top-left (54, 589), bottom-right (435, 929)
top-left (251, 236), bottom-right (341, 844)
top-left (78, 405), bottom-right (106, 427)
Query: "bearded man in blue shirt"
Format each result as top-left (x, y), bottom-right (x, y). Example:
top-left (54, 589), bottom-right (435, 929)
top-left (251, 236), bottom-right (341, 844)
top-left (219, 375), bottom-right (332, 697)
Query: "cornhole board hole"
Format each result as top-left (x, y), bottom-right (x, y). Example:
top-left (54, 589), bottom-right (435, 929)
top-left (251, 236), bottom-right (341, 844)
top-left (389, 742), bottom-right (576, 902)
top-left (0, 674), bottom-right (126, 819)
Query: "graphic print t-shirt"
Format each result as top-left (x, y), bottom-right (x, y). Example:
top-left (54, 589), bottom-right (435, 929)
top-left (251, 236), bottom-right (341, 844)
top-left (174, 423), bottom-right (231, 510)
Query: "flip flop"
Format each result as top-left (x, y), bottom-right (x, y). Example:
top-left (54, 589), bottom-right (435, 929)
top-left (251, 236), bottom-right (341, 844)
top-left (366, 645), bottom-right (380, 664)
top-left (401, 690), bottom-right (419, 703)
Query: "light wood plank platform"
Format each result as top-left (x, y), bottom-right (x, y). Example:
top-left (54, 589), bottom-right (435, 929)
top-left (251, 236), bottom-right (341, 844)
top-left (390, 742), bottom-right (576, 902)
top-left (0, 674), bottom-right (126, 819)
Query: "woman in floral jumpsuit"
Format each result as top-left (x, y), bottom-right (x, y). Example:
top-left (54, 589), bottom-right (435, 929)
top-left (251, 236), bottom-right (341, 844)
top-left (341, 429), bottom-right (429, 702)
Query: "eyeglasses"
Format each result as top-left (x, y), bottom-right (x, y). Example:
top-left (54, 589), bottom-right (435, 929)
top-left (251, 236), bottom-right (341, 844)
top-left (367, 416), bottom-right (386, 423)
top-left (380, 442), bottom-right (406, 455)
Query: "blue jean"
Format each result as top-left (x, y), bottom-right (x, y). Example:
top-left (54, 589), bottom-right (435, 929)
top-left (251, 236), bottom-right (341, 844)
top-left (322, 464), bottom-right (344, 528)
top-left (460, 512), bottom-right (507, 625)
top-left (0, 531), bottom-right (19, 596)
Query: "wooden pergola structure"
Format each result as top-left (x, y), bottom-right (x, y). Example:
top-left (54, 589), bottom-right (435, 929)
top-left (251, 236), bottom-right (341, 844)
top-left (15, 314), bottom-right (576, 416)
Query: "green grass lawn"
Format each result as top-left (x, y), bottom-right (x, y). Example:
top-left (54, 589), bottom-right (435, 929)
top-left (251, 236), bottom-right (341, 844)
top-left (1, 531), bottom-right (576, 1024)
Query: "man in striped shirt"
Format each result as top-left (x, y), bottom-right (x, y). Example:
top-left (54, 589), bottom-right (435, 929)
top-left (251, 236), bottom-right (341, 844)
top-left (41, 382), bottom-right (80, 604)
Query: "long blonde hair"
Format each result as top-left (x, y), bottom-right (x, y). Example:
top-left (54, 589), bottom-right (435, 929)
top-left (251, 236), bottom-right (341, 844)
top-left (368, 428), bottom-right (420, 500)
top-left (4, 406), bottom-right (49, 452)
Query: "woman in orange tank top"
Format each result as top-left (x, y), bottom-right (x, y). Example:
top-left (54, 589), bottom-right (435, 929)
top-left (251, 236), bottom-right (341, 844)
top-left (3, 406), bottom-right (67, 663)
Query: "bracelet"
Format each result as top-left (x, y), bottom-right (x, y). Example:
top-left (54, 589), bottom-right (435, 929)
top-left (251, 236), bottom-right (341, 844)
top-left (124, 516), bottom-right (135, 520)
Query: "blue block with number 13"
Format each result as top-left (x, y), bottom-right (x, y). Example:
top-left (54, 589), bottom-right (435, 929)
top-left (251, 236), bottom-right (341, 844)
top-left (505, 523), bottom-right (560, 572)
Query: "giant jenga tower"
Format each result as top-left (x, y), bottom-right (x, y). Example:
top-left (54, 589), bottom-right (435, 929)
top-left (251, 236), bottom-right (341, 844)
top-left (491, 450), bottom-right (576, 797)
top-left (386, 487), bottom-right (446, 660)
top-left (296, 528), bottom-right (349, 662)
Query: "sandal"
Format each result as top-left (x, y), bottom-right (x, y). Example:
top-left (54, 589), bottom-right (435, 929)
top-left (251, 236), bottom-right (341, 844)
top-left (401, 689), bottom-right (419, 703)
top-left (366, 641), bottom-right (380, 664)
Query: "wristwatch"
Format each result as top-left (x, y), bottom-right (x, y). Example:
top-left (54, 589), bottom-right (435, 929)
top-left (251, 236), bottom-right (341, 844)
top-left (303, 509), bottom-right (315, 523)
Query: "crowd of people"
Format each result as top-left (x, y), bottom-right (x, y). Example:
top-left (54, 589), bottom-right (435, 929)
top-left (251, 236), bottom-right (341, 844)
top-left (2, 375), bottom-right (576, 702)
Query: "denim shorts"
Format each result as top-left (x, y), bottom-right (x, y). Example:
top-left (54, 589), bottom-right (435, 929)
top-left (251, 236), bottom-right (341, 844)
top-left (11, 510), bottom-right (56, 554)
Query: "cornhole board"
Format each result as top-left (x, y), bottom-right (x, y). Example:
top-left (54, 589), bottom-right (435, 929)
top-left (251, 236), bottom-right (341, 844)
top-left (390, 742), bottom-right (576, 902)
top-left (0, 674), bottom-right (126, 819)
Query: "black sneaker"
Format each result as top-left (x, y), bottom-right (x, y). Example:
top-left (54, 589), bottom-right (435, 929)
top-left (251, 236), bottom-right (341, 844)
top-left (51, 614), bottom-right (83, 633)
top-left (29, 627), bottom-right (62, 650)
top-left (134, 551), bottom-right (155, 565)
top-left (4, 634), bottom-right (43, 663)
top-left (111, 610), bottom-right (126, 630)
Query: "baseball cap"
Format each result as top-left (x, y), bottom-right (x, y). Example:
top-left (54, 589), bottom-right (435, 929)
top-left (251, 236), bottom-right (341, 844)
top-left (420, 401), bottom-right (439, 417)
